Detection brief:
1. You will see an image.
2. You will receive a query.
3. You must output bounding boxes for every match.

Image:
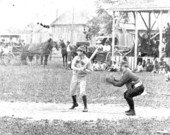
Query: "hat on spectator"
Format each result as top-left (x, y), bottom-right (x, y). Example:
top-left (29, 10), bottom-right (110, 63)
top-left (77, 46), bottom-right (86, 52)
top-left (96, 40), bottom-right (102, 44)
top-left (119, 61), bottom-right (128, 67)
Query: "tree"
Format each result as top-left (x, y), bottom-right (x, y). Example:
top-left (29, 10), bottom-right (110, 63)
top-left (86, 0), bottom-right (129, 36)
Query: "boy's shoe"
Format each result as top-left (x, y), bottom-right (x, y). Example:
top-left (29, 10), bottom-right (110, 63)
top-left (125, 109), bottom-right (131, 113)
top-left (69, 103), bottom-right (78, 110)
top-left (125, 110), bottom-right (136, 116)
top-left (82, 108), bottom-right (88, 112)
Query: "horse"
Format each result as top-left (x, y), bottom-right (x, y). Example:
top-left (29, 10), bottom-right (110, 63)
top-left (39, 40), bottom-right (59, 65)
top-left (21, 38), bottom-right (58, 66)
top-left (59, 40), bottom-right (67, 67)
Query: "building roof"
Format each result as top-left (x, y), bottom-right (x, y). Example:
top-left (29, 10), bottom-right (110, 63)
top-left (108, 0), bottom-right (170, 12)
top-left (51, 9), bottom-right (92, 26)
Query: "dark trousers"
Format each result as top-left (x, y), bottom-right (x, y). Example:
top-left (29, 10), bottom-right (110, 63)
top-left (124, 85), bottom-right (144, 110)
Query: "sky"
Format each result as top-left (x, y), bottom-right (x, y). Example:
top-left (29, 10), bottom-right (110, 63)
top-left (0, 0), bottom-right (96, 30)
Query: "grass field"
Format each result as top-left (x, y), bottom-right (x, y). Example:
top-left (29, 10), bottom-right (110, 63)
top-left (0, 60), bottom-right (170, 134)
top-left (0, 61), bottom-right (170, 108)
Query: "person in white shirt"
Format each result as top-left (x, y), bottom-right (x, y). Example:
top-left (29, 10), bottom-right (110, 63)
top-left (103, 44), bottom-right (111, 52)
top-left (92, 61), bottom-right (98, 71)
top-left (101, 62), bottom-right (107, 70)
top-left (134, 62), bottom-right (143, 72)
top-left (103, 40), bottom-right (111, 52)
top-left (66, 41), bottom-right (72, 69)
top-left (108, 61), bottom-right (118, 72)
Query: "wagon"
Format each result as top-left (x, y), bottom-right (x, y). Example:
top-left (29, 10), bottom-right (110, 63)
top-left (0, 45), bottom-right (22, 65)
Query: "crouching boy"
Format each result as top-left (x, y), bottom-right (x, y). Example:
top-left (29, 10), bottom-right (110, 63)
top-left (69, 46), bottom-right (92, 112)
top-left (106, 61), bottom-right (144, 116)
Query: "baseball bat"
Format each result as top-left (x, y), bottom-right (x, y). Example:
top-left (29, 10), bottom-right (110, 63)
top-left (83, 46), bottom-right (100, 68)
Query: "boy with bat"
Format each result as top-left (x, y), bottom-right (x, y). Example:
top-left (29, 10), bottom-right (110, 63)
top-left (106, 61), bottom-right (145, 116)
top-left (69, 46), bottom-right (93, 112)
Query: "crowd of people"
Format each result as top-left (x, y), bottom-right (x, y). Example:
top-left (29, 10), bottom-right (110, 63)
top-left (132, 57), bottom-right (170, 81)
top-left (91, 56), bottom-right (170, 81)
top-left (0, 41), bottom-right (24, 47)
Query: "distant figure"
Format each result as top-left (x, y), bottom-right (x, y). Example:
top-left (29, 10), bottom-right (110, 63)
top-left (100, 62), bottom-right (107, 71)
top-left (66, 41), bottom-right (72, 69)
top-left (142, 60), bottom-right (146, 69)
top-left (103, 44), bottom-right (111, 52)
top-left (108, 61), bottom-right (118, 72)
top-left (92, 61), bottom-right (98, 71)
top-left (159, 58), bottom-right (165, 74)
top-left (103, 40), bottom-right (111, 52)
top-left (134, 62), bottom-right (143, 73)
top-left (159, 61), bottom-right (170, 74)
top-left (152, 58), bottom-right (159, 73)
top-left (146, 59), bottom-right (153, 72)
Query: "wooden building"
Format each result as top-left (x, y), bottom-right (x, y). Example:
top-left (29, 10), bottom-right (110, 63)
top-left (50, 9), bottom-right (92, 45)
top-left (109, 0), bottom-right (170, 69)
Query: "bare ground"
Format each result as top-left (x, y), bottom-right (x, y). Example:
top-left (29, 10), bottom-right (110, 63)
top-left (0, 101), bottom-right (169, 121)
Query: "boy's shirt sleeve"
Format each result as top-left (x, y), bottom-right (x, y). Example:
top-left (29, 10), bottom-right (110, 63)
top-left (112, 72), bottom-right (130, 87)
top-left (71, 56), bottom-right (79, 71)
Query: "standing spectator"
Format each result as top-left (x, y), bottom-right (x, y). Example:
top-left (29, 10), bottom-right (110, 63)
top-left (66, 41), bottom-right (72, 69)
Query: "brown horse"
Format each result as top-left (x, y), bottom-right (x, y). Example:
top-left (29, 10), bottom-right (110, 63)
top-left (21, 38), bottom-right (58, 66)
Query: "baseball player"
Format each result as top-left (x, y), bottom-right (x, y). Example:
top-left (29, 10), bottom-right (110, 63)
top-left (69, 46), bottom-right (92, 112)
top-left (106, 61), bottom-right (144, 116)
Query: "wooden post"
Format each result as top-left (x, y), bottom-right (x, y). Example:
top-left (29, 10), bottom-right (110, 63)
top-left (134, 12), bottom-right (139, 70)
top-left (148, 12), bottom-right (151, 56)
top-left (112, 11), bottom-right (115, 64)
top-left (71, 8), bottom-right (74, 44)
top-left (159, 10), bottom-right (163, 58)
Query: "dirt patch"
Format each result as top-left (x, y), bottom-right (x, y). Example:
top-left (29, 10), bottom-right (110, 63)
top-left (0, 101), bottom-right (169, 121)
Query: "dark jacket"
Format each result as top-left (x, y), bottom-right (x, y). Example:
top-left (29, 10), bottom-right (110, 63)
top-left (111, 68), bottom-right (139, 90)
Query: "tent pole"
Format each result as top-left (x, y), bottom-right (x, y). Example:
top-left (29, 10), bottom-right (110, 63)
top-left (112, 11), bottom-right (115, 64)
top-left (159, 10), bottom-right (163, 58)
top-left (134, 12), bottom-right (139, 70)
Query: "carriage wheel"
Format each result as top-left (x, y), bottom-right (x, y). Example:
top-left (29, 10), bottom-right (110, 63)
top-left (2, 54), bottom-right (16, 65)
top-left (8, 54), bottom-right (16, 65)
top-left (1, 55), bottom-right (9, 65)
